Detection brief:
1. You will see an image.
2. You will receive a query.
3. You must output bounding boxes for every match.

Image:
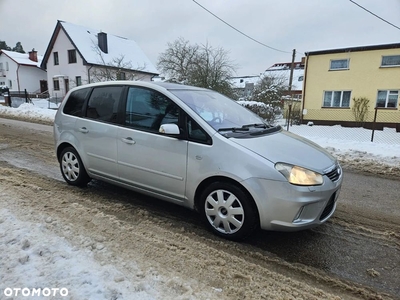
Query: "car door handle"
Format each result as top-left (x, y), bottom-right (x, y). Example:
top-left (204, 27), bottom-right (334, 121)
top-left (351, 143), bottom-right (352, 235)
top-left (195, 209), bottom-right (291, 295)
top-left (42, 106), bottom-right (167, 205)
top-left (79, 127), bottom-right (89, 133)
top-left (121, 137), bottom-right (136, 145)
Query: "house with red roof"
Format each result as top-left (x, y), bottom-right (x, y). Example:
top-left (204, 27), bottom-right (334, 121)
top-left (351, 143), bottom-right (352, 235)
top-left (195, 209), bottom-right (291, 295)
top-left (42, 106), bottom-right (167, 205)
top-left (0, 49), bottom-right (47, 93)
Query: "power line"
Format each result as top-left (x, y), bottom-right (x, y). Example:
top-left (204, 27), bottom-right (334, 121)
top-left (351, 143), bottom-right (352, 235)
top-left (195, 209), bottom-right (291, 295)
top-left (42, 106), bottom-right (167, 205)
top-left (349, 0), bottom-right (400, 31)
top-left (192, 0), bottom-right (291, 54)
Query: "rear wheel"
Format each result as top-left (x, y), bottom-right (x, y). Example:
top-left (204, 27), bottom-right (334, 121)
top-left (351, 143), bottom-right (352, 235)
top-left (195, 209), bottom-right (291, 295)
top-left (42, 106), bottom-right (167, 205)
top-left (200, 182), bottom-right (258, 241)
top-left (59, 147), bottom-right (91, 187)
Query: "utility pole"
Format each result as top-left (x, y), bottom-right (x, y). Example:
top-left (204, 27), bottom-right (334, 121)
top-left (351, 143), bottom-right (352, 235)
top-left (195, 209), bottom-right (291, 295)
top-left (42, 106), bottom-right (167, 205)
top-left (287, 49), bottom-right (296, 130)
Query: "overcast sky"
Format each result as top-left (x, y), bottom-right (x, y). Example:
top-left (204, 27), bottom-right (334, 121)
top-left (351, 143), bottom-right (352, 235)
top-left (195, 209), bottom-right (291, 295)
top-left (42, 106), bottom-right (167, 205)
top-left (1, 0), bottom-right (399, 76)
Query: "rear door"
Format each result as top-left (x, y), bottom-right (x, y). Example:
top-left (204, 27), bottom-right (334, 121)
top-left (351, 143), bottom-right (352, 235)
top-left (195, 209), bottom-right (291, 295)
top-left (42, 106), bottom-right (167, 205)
top-left (117, 86), bottom-right (187, 201)
top-left (75, 85), bottom-right (124, 180)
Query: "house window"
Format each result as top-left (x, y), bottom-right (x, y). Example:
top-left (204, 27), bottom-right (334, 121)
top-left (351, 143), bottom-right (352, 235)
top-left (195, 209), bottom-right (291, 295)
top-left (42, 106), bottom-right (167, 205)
top-left (8, 80), bottom-right (12, 88)
top-left (330, 59), bottom-right (349, 70)
top-left (76, 76), bottom-right (82, 86)
top-left (53, 79), bottom-right (60, 91)
top-left (0, 63), bottom-right (3, 70)
top-left (117, 72), bottom-right (126, 80)
top-left (68, 49), bottom-right (77, 64)
top-left (381, 55), bottom-right (400, 67)
top-left (6, 62), bottom-right (9, 71)
top-left (54, 52), bottom-right (59, 65)
top-left (323, 91), bottom-right (351, 107)
top-left (376, 90), bottom-right (398, 108)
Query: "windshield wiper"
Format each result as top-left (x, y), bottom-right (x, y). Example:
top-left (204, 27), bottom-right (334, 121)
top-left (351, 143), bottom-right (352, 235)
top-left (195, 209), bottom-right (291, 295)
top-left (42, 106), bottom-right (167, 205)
top-left (241, 123), bottom-right (269, 129)
top-left (218, 127), bottom-right (250, 132)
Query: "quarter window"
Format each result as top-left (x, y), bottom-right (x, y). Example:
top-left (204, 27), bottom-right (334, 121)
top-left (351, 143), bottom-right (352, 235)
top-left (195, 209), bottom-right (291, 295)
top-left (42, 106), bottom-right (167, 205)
top-left (381, 55), bottom-right (400, 67)
top-left (376, 90), bottom-right (398, 108)
top-left (86, 86), bottom-right (123, 123)
top-left (323, 91), bottom-right (351, 107)
top-left (63, 88), bottom-right (91, 117)
top-left (125, 87), bottom-right (179, 132)
top-left (54, 52), bottom-right (59, 65)
top-left (68, 49), bottom-right (77, 64)
top-left (330, 59), bottom-right (349, 70)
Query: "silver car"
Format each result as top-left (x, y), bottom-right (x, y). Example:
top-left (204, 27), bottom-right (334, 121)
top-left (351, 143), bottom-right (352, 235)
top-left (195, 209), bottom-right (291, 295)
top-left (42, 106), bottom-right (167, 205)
top-left (54, 81), bottom-right (342, 240)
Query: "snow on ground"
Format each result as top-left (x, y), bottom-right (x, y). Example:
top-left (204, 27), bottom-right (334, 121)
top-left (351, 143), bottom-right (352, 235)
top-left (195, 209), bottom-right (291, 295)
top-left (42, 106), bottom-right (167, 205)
top-left (0, 208), bottom-right (158, 300)
top-left (0, 101), bottom-right (399, 299)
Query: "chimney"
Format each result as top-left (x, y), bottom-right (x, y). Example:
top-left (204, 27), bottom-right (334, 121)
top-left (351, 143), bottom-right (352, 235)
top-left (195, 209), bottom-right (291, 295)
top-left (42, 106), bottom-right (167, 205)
top-left (98, 32), bottom-right (108, 54)
top-left (29, 48), bottom-right (38, 62)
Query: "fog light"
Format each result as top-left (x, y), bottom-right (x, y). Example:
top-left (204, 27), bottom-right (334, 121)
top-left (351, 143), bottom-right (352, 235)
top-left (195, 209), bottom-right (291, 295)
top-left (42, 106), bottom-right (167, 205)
top-left (293, 206), bottom-right (304, 223)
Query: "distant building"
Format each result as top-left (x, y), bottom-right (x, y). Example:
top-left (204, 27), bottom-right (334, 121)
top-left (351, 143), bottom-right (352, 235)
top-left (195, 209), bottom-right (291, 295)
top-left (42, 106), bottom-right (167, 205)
top-left (0, 49), bottom-right (47, 93)
top-left (230, 60), bottom-right (305, 100)
top-left (41, 20), bottom-right (159, 99)
top-left (264, 60), bottom-right (305, 100)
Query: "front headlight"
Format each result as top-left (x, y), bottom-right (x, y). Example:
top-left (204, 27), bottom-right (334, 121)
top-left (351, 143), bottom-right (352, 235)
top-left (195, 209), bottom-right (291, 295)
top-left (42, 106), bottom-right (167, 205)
top-left (275, 163), bottom-right (323, 186)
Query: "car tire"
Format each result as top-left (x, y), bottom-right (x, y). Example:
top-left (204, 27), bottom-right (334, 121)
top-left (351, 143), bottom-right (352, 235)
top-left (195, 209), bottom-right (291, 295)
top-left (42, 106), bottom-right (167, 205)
top-left (59, 147), bottom-right (91, 187)
top-left (200, 182), bottom-right (258, 241)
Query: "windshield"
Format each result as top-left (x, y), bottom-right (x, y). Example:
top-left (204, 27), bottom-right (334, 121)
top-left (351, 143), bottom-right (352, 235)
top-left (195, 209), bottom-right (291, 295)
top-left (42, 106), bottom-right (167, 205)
top-left (170, 89), bottom-right (266, 131)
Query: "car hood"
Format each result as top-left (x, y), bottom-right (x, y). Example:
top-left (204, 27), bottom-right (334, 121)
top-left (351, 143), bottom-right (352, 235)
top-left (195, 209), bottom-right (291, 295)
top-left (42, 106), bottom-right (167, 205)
top-left (231, 130), bottom-right (337, 173)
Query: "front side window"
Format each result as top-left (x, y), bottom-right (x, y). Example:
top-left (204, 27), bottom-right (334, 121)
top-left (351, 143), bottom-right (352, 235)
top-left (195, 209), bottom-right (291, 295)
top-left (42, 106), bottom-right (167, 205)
top-left (8, 79), bottom-right (12, 88)
top-left (125, 87), bottom-right (179, 132)
top-left (376, 90), bottom-right (398, 108)
top-left (323, 91), bottom-right (351, 107)
top-left (381, 55), bottom-right (400, 67)
top-left (68, 49), bottom-right (77, 64)
top-left (86, 86), bottom-right (123, 123)
top-left (53, 79), bottom-right (60, 91)
top-left (6, 62), bottom-right (9, 71)
top-left (330, 59), bottom-right (349, 70)
top-left (54, 52), bottom-right (59, 65)
top-left (63, 88), bottom-right (91, 117)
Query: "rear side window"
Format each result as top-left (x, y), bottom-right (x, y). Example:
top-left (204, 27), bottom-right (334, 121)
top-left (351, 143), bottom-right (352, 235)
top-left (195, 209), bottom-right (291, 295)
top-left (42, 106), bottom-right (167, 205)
top-left (86, 86), bottom-right (123, 123)
top-left (63, 88), bottom-right (90, 117)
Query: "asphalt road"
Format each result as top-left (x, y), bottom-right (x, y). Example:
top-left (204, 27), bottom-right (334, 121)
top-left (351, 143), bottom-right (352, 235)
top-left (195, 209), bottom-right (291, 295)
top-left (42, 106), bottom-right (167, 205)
top-left (0, 117), bottom-right (399, 299)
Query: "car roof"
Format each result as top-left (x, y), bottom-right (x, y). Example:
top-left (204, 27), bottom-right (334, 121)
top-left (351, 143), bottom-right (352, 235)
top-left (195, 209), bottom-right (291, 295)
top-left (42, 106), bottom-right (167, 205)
top-left (70, 80), bottom-right (208, 92)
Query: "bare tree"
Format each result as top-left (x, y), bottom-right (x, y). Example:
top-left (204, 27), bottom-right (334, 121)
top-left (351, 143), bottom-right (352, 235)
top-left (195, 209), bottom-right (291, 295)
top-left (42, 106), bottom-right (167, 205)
top-left (157, 37), bottom-right (237, 97)
top-left (90, 44), bottom-right (148, 82)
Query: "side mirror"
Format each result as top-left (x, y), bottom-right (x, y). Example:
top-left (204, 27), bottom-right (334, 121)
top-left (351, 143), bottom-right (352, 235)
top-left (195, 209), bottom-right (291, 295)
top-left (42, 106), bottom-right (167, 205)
top-left (159, 124), bottom-right (180, 135)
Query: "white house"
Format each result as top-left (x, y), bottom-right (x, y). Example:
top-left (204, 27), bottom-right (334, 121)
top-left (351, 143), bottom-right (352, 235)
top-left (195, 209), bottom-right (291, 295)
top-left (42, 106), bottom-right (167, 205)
top-left (41, 20), bottom-right (159, 99)
top-left (0, 49), bottom-right (47, 93)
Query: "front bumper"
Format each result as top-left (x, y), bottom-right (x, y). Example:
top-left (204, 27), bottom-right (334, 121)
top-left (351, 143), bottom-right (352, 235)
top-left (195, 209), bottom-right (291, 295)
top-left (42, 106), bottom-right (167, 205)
top-left (242, 174), bottom-right (342, 231)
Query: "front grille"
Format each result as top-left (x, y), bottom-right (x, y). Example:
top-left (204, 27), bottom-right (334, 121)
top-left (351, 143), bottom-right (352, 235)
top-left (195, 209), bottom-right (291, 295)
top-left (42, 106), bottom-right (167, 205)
top-left (325, 165), bottom-right (341, 182)
top-left (320, 194), bottom-right (335, 221)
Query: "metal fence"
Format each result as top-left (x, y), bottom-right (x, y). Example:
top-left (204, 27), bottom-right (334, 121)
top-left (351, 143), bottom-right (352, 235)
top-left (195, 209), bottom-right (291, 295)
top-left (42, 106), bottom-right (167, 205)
top-left (285, 107), bottom-right (400, 145)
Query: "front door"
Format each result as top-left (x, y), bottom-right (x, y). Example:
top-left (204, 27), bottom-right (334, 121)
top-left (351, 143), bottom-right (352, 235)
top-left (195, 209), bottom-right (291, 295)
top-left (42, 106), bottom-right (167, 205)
top-left (117, 86), bottom-right (187, 201)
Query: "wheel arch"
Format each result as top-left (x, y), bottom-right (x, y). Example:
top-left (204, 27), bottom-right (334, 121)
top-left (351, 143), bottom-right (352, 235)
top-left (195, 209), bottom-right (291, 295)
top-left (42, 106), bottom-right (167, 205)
top-left (57, 142), bottom-right (75, 162)
top-left (194, 176), bottom-right (260, 224)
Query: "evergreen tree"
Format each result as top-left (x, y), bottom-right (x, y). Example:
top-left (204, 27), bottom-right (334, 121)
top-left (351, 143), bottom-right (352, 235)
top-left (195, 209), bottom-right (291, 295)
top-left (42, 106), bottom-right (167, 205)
top-left (0, 40), bottom-right (11, 51)
top-left (12, 42), bottom-right (25, 53)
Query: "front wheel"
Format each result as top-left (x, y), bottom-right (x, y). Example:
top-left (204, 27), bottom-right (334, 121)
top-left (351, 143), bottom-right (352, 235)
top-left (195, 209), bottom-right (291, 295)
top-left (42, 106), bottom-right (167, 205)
top-left (200, 182), bottom-right (258, 241)
top-left (59, 147), bottom-right (91, 187)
